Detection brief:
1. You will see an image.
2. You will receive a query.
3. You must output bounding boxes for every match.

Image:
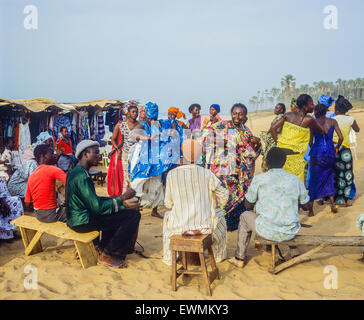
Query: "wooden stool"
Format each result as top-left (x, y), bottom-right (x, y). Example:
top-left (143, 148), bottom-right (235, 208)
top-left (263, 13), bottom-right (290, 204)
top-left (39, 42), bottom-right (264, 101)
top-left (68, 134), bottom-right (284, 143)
top-left (169, 234), bottom-right (219, 296)
top-left (96, 172), bottom-right (107, 186)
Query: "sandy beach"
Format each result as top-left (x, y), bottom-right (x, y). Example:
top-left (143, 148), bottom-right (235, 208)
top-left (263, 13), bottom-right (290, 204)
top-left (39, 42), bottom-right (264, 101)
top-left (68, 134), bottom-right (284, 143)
top-left (1, 110), bottom-right (364, 300)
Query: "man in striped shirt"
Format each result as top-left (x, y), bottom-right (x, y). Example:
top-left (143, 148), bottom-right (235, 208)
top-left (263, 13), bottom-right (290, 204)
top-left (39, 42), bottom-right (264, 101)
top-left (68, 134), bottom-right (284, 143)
top-left (162, 139), bottom-right (229, 265)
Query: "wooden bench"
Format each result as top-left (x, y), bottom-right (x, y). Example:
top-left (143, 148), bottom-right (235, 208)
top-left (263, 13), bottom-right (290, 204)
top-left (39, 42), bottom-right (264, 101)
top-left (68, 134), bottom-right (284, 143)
top-left (11, 215), bottom-right (99, 269)
top-left (255, 234), bottom-right (364, 274)
top-left (170, 234), bottom-right (219, 296)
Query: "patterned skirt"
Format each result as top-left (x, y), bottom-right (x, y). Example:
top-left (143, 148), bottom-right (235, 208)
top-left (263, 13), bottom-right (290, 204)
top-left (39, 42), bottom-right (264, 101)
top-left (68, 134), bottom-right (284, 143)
top-left (333, 145), bottom-right (355, 204)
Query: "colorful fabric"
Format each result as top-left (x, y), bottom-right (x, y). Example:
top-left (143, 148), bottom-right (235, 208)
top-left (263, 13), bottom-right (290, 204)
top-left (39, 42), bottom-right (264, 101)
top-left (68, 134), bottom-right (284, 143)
top-left (97, 113), bottom-right (105, 139)
top-left (333, 115), bottom-right (355, 148)
top-left (245, 168), bottom-right (309, 241)
top-left (162, 164), bottom-right (228, 265)
top-left (57, 137), bottom-right (73, 154)
top-left (202, 120), bottom-right (261, 231)
top-left (119, 121), bottom-right (136, 155)
top-left (130, 175), bottom-right (164, 209)
top-left (168, 107), bottom-right (185, 120)
top-left (332, 144), bottom-right (355, 204)
top-left (210, 104), bottom-right (221, 113)
top-left (8, 159), bottom-right (38, 198)
top-left (0, 178), bottom-right (24, 240)
top-left (318, 95), bottom-right (335, 108)
top-left (30, 131), bottom-right (53, 152)
top-left (145, 102), bottom-right (159, 119)
top-left (188, 116), bottom-right (201, 132)
top-left (260, 114), bottom-right (284, 171)
top-left (277, 121), bottom-right (310, 183)
top-left (138, 106), bottom-right (147, 122)
top-left (129, 119), bottom-right (185, 182)
top-left (291, 98), bottom-right (298, 108)
top-left (308, 122), bottom-right (336, 200)
top-left (25, 165), bottom-right (66, 210)
top-left (53, 116), bottom-right (71, 138)
top-left (308, 157), bottom-right (335, 201)
top-left (107, 121), bottom-right (124, 197)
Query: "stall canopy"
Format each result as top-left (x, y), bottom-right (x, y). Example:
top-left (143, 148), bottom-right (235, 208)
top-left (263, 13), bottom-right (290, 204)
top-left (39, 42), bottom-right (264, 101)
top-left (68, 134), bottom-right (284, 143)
top-left (0, 98), bottom-right (127, 112)
top-left (0, 98), bottom-right (76, 112)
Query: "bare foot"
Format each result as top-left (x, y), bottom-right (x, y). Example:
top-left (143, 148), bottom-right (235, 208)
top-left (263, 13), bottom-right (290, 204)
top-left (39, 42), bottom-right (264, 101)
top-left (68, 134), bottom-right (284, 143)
top-left (317, 200), bottom-right (324, 206)
top-left (98, 252), bottom-right (127, 268)
top-left (330, 204), bottom-right (338, 213)
top-left (308, 210), bottom-right (314, 217)
top-left (358, 255), bottom-right (364, 264)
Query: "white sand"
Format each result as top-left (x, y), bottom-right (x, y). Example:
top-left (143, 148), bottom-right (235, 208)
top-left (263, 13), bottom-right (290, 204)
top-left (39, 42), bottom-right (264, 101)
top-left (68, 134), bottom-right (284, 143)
top-left (1, 110), bottom-right (364, 300)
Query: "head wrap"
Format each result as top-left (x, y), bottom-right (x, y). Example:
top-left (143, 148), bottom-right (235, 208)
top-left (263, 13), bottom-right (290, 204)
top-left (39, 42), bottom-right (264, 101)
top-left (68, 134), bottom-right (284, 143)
top-left (146, 102), bottom-right (159, 120)
top-left (138, 106), bottom-right (146, 121)
top-left (291, 98), bottom-right (298, 108)
top-left (75, 140), bottom-right (100, 159)
top-left (318, 95), bottom-right (334, 108)
top-left (37, 131), bottom-right (52, 143)
top-left (210, 104), bottom-right (221, 113)
top-left (30, 131), bottom-right (53, 151)
top-left (168, 107), bottom-right (185, 119)
top-left (182, 139), bottom-right (202, 163)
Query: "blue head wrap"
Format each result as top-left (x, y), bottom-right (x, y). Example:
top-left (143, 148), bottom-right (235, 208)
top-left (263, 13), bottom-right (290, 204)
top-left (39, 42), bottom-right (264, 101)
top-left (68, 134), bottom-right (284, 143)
top-left (318, 95), bottom-right (334, 108)
top-left (210, 104), bottom-right (220, 113)
top-left (37, 131), bottom-right (52, 143)
top-left (146, 102), bottom-right (159, 119)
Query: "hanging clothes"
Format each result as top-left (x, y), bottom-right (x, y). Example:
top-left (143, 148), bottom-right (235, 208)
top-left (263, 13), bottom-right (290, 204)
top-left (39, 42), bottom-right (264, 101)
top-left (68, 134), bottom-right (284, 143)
top-left (18, 121), bottom-right (31, 153)
top-left (53, 116), bottom-right (71, 139)
top-left (97, 112), bottom-right (105, 139)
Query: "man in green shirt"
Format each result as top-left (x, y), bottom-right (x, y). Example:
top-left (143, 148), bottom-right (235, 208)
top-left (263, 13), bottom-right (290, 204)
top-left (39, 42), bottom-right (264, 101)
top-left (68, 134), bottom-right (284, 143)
top-left (66, 140), bottom-right (140, 268)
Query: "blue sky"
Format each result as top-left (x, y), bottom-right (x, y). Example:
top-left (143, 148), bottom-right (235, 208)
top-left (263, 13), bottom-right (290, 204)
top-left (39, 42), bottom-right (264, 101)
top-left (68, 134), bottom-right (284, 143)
top-left (1, 0), bottom-right (363, 114)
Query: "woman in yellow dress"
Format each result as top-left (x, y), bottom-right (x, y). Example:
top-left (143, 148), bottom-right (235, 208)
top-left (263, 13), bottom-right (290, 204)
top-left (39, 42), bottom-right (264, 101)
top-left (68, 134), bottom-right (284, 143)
top-left (271, 94), bottom-right (324, 185)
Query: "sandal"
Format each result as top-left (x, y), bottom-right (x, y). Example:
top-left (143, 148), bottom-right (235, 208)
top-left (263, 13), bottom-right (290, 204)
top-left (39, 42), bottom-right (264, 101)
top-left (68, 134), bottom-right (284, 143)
top-left (98, 258), bottom-right (128, 269)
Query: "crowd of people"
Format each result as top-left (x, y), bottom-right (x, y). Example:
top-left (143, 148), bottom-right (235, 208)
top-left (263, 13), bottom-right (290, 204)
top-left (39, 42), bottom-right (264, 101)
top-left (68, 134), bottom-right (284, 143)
top-left (0, 93), bottom-right (361, 269)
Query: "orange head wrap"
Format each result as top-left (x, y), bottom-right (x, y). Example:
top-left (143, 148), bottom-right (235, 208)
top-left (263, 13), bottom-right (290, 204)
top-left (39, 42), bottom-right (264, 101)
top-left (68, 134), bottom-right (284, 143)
top-left (168, 107), bottom-right (185, 119)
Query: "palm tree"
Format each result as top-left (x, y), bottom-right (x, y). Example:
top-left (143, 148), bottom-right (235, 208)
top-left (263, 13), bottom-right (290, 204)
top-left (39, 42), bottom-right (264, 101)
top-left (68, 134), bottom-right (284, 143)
top-left (281, 74), bottom-right (296, 102)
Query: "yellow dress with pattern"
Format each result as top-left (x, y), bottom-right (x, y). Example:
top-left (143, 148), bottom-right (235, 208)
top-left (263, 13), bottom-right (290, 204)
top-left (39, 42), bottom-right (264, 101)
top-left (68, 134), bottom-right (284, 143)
top-left (277, 121), bottom-right (310, 183)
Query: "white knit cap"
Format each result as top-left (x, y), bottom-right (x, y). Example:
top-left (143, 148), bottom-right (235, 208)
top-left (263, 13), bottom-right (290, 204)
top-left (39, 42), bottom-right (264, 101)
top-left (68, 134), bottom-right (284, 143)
top-left (75, 140), bottom-right (100, 159)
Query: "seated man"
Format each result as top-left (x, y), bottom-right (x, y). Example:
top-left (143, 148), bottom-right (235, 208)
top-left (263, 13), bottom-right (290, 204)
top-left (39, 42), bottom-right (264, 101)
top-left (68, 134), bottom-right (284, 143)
top-left (25, 144), bottom-right (67, 223)
top-left (66, 140), bottom-right (141, 269)
top-left (162, 139), bottom-right (229, 265)
top-left (229, 147), bottom-right (312, 268)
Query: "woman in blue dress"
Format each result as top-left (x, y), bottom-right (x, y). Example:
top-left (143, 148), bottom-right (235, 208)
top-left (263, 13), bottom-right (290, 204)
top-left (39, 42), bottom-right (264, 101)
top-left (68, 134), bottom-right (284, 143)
top-left (308, 104), bottom-right (343, 216)
top-left (129, 102), bottom-right (185, 218)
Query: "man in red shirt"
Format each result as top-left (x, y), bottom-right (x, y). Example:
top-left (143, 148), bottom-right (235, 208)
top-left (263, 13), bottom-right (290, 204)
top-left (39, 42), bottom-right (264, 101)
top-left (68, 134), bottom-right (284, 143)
top-left (25, 144), bottom-right (67, 223)
top-left (57, 126), bottom-right (75, 172)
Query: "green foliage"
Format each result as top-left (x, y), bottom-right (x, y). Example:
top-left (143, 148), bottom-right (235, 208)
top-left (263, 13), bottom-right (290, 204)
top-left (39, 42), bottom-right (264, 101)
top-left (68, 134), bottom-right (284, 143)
top-left (249, 75), bottom-right (364, 110)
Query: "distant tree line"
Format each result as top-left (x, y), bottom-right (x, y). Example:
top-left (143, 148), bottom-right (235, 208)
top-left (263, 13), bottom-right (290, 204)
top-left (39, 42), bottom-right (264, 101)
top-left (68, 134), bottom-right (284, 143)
top-left (248, 75), bottom-right (364, 110)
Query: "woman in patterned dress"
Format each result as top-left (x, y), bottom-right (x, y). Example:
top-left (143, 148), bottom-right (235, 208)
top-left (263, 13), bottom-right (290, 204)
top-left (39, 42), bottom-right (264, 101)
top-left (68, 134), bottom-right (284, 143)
top-left (202, 103), bottom-right (262, 231)
top-left (0, 177), bottom-right (23, 240)
top-left (108, 104), bottom-right (139, 196)
top-left (331, 95), bottom-right (360, 206)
